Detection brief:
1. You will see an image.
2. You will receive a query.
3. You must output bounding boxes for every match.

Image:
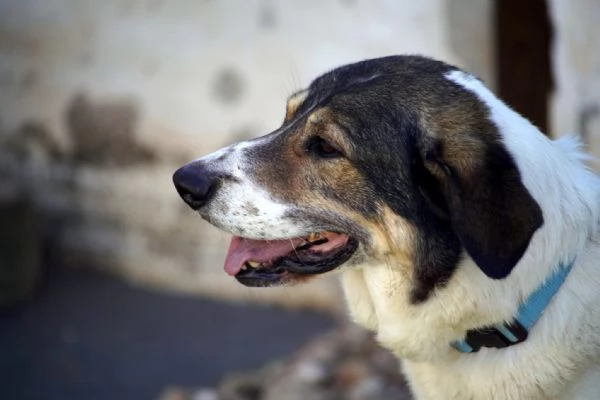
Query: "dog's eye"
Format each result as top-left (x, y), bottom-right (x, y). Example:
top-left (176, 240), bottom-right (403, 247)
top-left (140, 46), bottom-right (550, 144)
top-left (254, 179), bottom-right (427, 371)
top-left (306, 136), bottom-right (342, 158)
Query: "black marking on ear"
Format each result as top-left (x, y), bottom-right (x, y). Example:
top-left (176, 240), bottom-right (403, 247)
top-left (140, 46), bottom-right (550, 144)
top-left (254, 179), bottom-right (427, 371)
top-left (421, 138), bottom-right (544, 280)
top-left (448, 144), bottom-right (543, 279)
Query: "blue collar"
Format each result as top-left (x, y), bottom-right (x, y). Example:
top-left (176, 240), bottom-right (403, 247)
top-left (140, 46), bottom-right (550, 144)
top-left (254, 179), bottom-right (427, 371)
top-left (453, 260), bottom-right (575, 353)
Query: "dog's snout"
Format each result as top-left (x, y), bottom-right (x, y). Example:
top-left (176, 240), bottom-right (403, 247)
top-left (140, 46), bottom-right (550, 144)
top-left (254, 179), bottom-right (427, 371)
top-left (172, 163), bottom-right (218, 210)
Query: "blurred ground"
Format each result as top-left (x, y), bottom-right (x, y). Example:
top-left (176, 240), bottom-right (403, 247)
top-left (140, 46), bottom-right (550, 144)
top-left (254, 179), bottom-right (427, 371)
top-left (0, 265), bottom-right (334, 400)
top-left (197, 324), bottom-right (412, 400)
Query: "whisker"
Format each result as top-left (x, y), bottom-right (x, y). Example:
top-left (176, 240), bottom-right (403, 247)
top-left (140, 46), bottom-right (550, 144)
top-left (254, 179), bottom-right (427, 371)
top-left (290, 238), bottom-right (300, 258)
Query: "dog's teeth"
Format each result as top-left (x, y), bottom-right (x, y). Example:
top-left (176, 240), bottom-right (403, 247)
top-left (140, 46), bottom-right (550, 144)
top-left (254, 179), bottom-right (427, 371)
top-left (247, 261), bottom-right (261, 268)
top-left (307, 232), bottom-right (322, 242)
top-left (241, 265), bottom-right (248, 270)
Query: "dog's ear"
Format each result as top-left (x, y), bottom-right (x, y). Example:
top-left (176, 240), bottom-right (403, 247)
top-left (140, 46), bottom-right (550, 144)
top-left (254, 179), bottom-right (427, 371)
top-left (416, 136), bottom-right (543, 279)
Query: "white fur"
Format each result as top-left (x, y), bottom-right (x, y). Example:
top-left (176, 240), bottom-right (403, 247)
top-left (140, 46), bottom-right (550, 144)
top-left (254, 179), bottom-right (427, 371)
top-left (195, 136), bottom-right (309, 240)
top-left (342, 71), bottom-right (600, 399)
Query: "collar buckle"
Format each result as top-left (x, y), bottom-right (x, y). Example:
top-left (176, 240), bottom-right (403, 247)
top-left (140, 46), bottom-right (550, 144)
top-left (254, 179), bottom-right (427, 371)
top-left (454, 320), bottom-right (528, 353)
top-left (452, 260), bottom-right (575, 354)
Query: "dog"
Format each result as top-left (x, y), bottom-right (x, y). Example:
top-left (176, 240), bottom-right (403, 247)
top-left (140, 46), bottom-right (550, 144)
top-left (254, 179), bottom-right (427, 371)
top-left (173, 56), bottom-right (600, 399)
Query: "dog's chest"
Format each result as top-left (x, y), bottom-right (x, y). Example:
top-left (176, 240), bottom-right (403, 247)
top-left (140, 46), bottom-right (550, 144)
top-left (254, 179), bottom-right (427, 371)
top-left (403, 358), bottom-right (600, 400)
top-left (341, 266), bottom-right (465, 361)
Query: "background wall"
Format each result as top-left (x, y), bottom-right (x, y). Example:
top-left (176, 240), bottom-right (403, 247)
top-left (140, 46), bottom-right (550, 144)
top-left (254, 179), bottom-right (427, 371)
top-left (3, 3), bottom-right (599, 398)
top-left (2, 2), bottom-right (599, 398)
top-left (4, 0), bottom-right (599, 310)
top-left (549, 0), bottom-right (600, 169)
top-left (0, 0), bottom-right (495, 310)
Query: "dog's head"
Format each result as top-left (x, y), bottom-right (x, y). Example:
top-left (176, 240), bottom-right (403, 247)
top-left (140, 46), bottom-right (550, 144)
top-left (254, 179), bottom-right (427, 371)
top-left (173, 56), bottom-right (543, 302)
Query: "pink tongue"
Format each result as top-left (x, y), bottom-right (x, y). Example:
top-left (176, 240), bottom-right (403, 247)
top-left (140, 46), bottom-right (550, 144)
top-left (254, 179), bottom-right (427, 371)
top-left (224, 236), bottom-right (304, 276)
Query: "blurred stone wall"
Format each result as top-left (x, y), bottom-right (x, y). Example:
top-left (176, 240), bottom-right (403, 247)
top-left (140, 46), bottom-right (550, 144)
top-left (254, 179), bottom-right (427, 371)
top-left (0, 0), bottom-right (496, 310)
top-left (549, 0), bottom-right (600, 170)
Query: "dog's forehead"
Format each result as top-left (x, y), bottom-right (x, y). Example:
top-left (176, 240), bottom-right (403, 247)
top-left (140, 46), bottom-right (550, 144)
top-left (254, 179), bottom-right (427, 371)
top-left (285, 56), bottom-right (484, 135)
top-left (309, 55), bottom-right (454, 93)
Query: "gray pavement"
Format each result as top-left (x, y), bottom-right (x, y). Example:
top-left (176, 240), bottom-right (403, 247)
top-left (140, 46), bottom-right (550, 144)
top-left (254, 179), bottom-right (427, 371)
top-left (0, 265), bottom-right (334, 400)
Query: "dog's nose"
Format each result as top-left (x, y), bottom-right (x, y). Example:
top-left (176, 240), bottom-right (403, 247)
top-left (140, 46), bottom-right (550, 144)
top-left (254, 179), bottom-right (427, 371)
top-left (172, 163), bottom-right (218, 210)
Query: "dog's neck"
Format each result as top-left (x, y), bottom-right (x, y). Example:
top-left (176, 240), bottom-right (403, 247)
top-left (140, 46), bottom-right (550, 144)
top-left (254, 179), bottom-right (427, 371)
top-left (452, 258), bottom-right (575, 353)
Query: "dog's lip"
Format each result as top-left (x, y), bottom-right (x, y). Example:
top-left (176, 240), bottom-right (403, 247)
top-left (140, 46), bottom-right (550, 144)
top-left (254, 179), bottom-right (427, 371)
top-left (223, 231), bottom-right (354, 277)
top-left (233, 235), bottom-right (359, 287)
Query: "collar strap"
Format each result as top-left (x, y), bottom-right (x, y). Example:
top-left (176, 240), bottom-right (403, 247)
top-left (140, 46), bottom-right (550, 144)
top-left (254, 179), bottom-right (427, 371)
top-left (453, 261), bottom-right (574, 353)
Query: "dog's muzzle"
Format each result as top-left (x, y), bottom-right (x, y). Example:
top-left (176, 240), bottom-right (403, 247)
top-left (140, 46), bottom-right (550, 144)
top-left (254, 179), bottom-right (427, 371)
top-left (172, 156), bottom-right (360, 287)
top-left (172, 162), bottom-right (219, 210)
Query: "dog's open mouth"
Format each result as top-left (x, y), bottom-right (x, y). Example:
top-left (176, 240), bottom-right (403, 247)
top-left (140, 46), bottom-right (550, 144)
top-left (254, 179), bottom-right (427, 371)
top-left (224, 231), bottom-right (358, 287)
